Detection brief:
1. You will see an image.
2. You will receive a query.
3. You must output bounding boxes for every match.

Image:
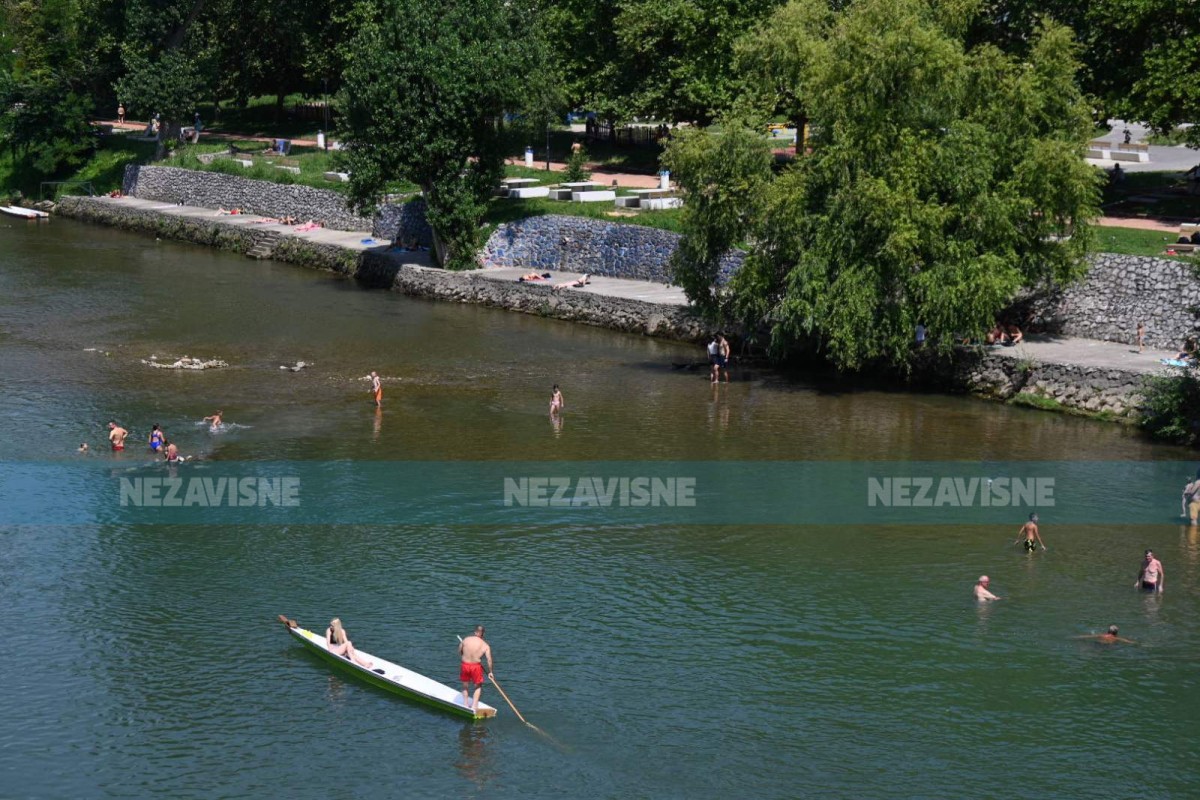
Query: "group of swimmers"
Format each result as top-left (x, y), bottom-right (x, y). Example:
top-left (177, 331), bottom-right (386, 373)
top-left (969, 500), bottom-right (1200, 644)
top-left (82, 411), bottom-right (230, 461)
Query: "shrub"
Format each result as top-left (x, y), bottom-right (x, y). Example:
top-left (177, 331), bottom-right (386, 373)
top-left (1139, 368), bottom-right (1200, 446)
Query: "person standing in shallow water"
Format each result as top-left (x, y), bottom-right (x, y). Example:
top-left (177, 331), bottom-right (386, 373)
top-left (706, 335), bottom-right (721, 383)
top-left (1014, 513), bottom-right (1045, 552)
top-left (370, 371), bottom-right (382, 407)
top-left (1135, 549), bottom-right (1164, 593)
top-left (549, 385), bottom-right (564, 415)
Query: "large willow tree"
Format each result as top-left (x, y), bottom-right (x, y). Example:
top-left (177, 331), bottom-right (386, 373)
top-left (709, 0), bottom-right (1103, 370)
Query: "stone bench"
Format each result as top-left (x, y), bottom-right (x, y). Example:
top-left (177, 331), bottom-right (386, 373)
top-left (643, 196), bottom-right (683, 210)
top-left (1112, 149), bottom-right (1149, 163)
top-left (276, 165), bottom-right (301, 175)
top-left (548, 188), bottom-right (575, 200)
top-left (613, 196), bottom-right (640, 208)
top-left (572, 190), bottom-right (616, 203)
top-left (1087, 141), bottom-right (1111, 159)
top-left (509, 186), bottom-right (550, 199)
top-left (324, 171), bottom-right (351, 182)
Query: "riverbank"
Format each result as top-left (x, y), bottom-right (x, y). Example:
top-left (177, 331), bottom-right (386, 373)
top-left (55, 195), bottom-right (709, 340)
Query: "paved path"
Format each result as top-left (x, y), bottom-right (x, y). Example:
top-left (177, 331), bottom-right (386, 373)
top-left (97, 196), bottom-right (429, 258)
top-left (475, 267), bottom-right (688, 304)
top-left (985, 334), bottom-right (1182, 375)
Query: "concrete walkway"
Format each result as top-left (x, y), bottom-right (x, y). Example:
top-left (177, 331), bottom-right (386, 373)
top-left (96, 196), bottom-right (430, 259)
top-left (475, 267), bottom-right (688, 305)
top-left (985, 334), bottom-right (1183, 375)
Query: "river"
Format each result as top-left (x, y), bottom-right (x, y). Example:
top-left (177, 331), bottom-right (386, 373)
top-left (1, 218), bottom-right (1198, 799)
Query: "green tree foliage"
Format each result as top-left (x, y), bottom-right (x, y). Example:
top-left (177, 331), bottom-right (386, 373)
top-left (725, 0), bottom-right (1100, 370)
top-left (338, 0), bottom-right (548, 269)
top-left (0, 0), bottom-right (100, 175)
top-left (601, 0), bottom-right (784, 124)
top-left (662, 118), bottom-right (773, 316)
top-left (1140, 367), bottom-right (1200, 447)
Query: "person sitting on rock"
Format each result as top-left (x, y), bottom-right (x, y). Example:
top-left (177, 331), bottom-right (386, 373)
top-left (1005, 324), bottom-right (1023, 345)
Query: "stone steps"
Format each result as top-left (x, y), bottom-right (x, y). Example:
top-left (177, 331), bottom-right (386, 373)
top-left (246, 230), bottom-right (282, 260)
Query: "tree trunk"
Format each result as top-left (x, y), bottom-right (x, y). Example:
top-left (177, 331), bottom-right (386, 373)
top-left (422, 185), bottom-right (447, 266)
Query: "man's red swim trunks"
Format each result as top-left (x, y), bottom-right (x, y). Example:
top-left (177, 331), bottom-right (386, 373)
top-left (460, 662), bottom-right (484, 684)
top-left (112, 444), bottom-right (124, 451)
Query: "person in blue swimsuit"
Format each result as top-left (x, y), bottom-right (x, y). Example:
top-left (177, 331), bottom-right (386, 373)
top-left (149, 424), bottom-right (166, 453)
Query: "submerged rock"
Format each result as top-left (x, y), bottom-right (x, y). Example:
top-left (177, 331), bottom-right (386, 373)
top-left (142, 356), bottom-right (229, 370)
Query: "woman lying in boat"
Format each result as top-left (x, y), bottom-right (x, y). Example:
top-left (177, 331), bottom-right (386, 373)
top-left (326, 618), bottom-right (373, 668)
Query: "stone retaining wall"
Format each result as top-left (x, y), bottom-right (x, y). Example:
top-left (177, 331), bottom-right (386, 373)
top-left (122, 164), bottom-right (372, 231)
top-left (916, 346), bottom-right (1149, 418)
top-left (57, 195), bottom-right (360, 274)
top-left (372, 196), bottom-right (433, 247)
top-left (1027, 253), bottom-right (1200, 350)
top-left (480, 215), bottom-right (745, 284)
top-left (358, 255), bottom-right (708, 340)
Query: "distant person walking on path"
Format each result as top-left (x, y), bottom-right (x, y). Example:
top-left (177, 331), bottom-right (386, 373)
top-left (1135, 549), bottom-right (1164, 593)
top-left (973, 575), bottom-right (1002, 602)
top-left (1014, 513), bottom-right (1046, 552)
top-left (1182, 472), bottom-right (1200, 524)
top-left (1136, 321), bottom-right (1145, 353)
top-left (370, 371), bottom-right (382, 407)
top-left (117, 103), bottom-right (125, 123)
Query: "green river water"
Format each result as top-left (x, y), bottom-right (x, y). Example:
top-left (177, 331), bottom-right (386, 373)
top-left (0, 218), bottom-right (1198, 799)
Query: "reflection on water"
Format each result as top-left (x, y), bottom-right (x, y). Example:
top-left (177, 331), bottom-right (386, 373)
top-left (455, 723), bottom-right (497, 790)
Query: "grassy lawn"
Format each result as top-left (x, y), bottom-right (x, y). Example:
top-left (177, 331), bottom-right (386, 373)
top-left (1144, 127), bottom-right (1193, 147)
top-left (165, 144), bottom-right (418, 196)
top-left (194, 93), bottom-right (328, 140)
top-left (502, 127), bottom-right (665, 173)
top-left (1, 134), bottom-right (157, 198)
top-left (1096, 225), bottom-right (1196, 261)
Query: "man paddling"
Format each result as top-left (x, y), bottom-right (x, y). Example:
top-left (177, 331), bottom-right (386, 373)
top-left (458, 625), bottom-right (494, 712)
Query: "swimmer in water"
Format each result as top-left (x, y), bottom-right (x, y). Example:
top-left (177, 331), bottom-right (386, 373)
top-left (108, 421), bottom-right (128, 451)
top-left (1074, 625), bottom-right (1135, 645)
top-left (1013, 513), bottom-right (1046, 552)
top-left (78, 443), bottom-right (89, 453)
top-left (973, 575), bottom-right (1002, 602)
top-left (149, 424), bottom-right (166, 453)
top-left (164, 443), bottom-right (186, 463)
top-left (549, 384), bottom-right (564, 415)
top-left (202, 410), bottom-right (223, 431)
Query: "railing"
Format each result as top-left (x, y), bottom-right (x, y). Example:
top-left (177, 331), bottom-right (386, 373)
top-left (40, 181), bottom-right (96, 200)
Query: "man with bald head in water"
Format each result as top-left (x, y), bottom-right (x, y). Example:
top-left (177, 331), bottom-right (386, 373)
top-left (973, 575), bottom-right (1002, 602)
top-left (458, 625), bottom-right (494, 712)
top-left (107, 422), bottom-right (128, 451)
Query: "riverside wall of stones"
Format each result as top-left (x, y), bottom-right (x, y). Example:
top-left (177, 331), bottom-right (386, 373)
top-left (1028, 253), bottom-right (1200, 350)
top-left (480, 215), bottom-right (745, 283)
top-left (122, 165), bottom-right (372, 231)
top-left (915, 347), bottom-right (1148, 418)
top-left (122, 165), bottom-right (434, 245)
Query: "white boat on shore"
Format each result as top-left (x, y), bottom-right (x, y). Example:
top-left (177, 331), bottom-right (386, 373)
top-left (0, 205), bottom-right (50, 220)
